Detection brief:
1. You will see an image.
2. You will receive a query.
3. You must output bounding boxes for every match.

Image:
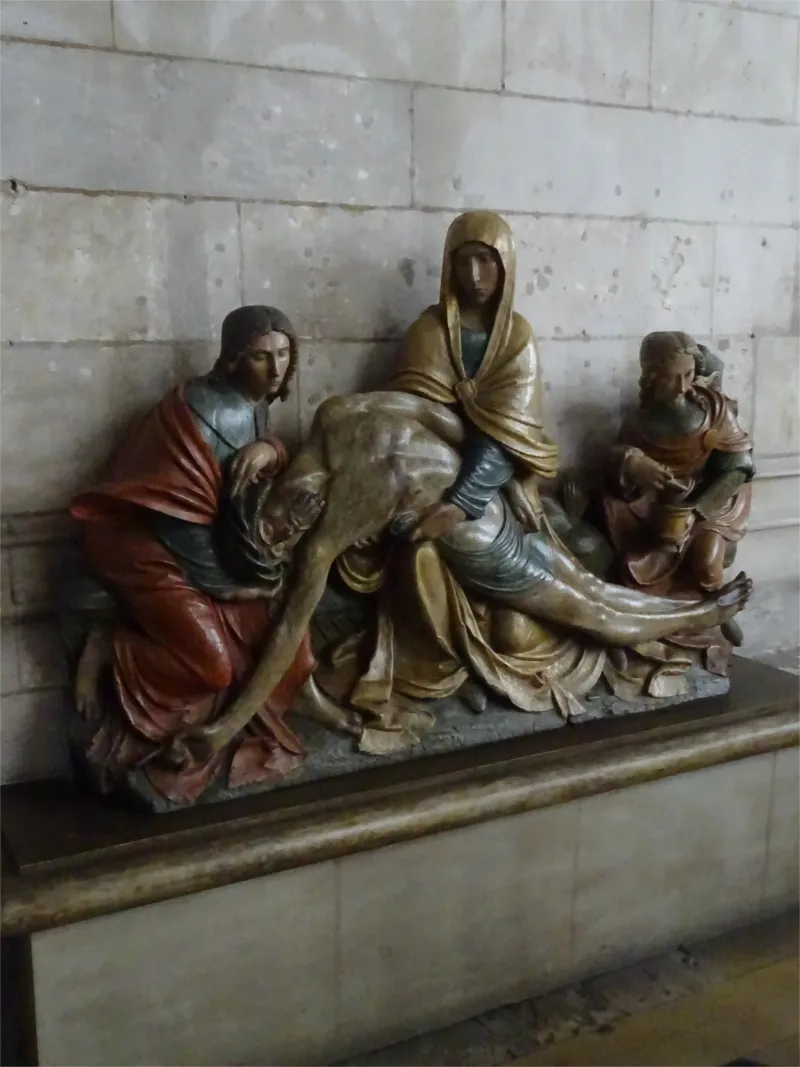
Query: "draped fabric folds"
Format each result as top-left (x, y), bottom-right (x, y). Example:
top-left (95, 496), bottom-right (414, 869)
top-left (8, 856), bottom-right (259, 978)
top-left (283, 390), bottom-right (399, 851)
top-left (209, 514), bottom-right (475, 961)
top-left (71, 386), bottom-right (314, 803)
top-left (328, 213), bottom-right (713, 726)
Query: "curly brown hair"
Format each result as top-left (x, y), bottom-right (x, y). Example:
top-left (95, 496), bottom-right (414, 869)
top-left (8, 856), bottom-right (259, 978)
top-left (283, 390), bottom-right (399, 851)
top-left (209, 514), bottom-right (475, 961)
top-left (212, 305), bottom-right (299, 401)
top-left (639, 330), bottom-right (700, 369)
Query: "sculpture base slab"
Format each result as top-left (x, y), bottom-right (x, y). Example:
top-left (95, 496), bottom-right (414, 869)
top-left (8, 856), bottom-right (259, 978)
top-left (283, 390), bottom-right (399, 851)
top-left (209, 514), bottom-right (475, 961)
top-left (119, 667), bottom-right (730, 813)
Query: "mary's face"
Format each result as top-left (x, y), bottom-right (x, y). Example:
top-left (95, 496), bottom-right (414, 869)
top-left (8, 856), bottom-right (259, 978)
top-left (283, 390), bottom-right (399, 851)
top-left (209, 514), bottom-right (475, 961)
top-left (452, 241), bottom-right (502, 309)
top-left (233, 331), bottom-right (292, 402)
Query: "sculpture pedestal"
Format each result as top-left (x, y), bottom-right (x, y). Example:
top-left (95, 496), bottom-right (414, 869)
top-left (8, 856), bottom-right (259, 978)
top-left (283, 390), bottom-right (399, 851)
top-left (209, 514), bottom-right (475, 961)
top-left (2, 658), bottom-right (798, 1066)
top-left (94, 664), bottom-right (732, 813)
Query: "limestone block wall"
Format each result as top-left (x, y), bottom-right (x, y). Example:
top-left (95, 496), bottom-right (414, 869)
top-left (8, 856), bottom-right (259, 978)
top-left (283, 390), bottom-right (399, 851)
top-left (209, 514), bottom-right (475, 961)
top-left (1, 0), bottom-right (798, 784)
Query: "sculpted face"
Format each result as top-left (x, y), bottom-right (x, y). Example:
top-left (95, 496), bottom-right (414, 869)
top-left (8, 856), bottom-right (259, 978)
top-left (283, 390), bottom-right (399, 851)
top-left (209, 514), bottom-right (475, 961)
top-left (257, 487), bottom-right (325, 562)
top-left (232, 330), bottom-right (292, 402)
top-left (452, 241), bottom-right (501, 309)
top-left (639, 346), bottom-right (696, 408)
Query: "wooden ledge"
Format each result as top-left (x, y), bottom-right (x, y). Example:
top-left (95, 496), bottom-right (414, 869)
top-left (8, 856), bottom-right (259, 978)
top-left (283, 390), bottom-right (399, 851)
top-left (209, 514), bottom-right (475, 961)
top-left (2, 658), bottom-right (798, 937)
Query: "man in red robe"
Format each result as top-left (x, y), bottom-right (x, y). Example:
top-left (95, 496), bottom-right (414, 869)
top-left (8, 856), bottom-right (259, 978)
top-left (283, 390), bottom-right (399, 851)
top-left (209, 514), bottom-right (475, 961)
top-left (69, 306), bottom-right (352, 805)
top-left (601, 332), bottom-right (754, 598)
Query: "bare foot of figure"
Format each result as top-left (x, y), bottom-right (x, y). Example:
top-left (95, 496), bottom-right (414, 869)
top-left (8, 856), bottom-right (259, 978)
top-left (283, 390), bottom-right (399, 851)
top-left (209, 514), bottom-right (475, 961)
top-left (297, 676), bottom-right (363, 738)
top-left (75, 625), bottom-right (112, 722)
top-left (716, 572), bottom-right (753, 613)
top-left (703, 572), bottom-right (752, 635)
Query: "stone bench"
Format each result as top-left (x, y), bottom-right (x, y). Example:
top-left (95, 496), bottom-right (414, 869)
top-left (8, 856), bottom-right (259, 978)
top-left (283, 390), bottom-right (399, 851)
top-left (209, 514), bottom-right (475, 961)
top-left (2, 657), bottom-right (797, 1066)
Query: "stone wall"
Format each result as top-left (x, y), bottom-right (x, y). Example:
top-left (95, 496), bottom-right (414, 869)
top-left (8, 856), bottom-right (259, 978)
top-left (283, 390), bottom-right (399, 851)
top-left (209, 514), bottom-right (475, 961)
top-left (2, 0), bottom-right (799, 784)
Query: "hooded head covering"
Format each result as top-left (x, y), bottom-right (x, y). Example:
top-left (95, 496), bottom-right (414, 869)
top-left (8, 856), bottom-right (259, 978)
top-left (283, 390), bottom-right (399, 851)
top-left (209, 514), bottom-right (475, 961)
top-left (440, 211), bottom-right (515, 379)
top-left (390, 211), bottom-right (559, 480)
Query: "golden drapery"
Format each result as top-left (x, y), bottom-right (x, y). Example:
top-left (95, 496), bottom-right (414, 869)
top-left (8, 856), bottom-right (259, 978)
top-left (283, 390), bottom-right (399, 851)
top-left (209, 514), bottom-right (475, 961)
top-left (388, 211), bottom-right (559, 481)
top-left (338, 210), bottom-right (560, 599)
top-left (326, 212), bottom-right (711, 732)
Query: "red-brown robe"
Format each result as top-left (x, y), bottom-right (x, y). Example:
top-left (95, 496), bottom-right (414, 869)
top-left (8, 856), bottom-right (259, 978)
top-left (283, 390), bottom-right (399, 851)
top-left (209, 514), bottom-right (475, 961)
top-left (602, 385), bottom-right (752, 597)
top-left (70, 386), bottom-right (314, 803)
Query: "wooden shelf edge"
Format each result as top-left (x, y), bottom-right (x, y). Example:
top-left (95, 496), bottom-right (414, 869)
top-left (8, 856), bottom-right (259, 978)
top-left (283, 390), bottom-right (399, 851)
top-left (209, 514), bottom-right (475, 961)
top-left (2, 700), bottom-right (797, 937)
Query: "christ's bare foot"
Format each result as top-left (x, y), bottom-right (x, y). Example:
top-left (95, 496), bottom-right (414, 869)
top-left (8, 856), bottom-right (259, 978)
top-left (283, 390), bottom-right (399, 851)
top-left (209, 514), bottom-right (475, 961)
top-left (716, 571), bottom-right (753, 613)
top-left (709, 572), bottom-right (752, 632)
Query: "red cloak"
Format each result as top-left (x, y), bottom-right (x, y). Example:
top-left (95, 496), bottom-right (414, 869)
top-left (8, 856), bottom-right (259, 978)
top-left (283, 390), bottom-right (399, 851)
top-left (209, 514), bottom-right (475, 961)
top-left (71, 386), bottom-right (314, 803)
top-left (602, 386), bottom-right (753, 594)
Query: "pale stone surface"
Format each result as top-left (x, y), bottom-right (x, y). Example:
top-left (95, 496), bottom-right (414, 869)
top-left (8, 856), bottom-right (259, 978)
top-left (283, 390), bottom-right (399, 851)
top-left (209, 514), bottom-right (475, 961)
top-left (572, 754), bottom-right (775, 973)
top-left (32, 862), bottom-right (339, 1066)
top-left (698, 334), bottom-right (756, 430)
top-left (753, 335), bottom-right (800, 455)
top-left (0, 688), bottom-right (70, 784)
top-left (345, 913), bottom-right (800, 1066)
top-left (346, 1016), bottom-right (514, 1067)
top-left (0, 549), bottom-right (13, 617)
top-left (1, 191), bottom-right (239, 343)
top-left (749, 467), bottom-right (800, 528)
top-left (5, 542), bottom-right (79, 618)
top-left (242, 207), bottom-right (715, 342)
top-left (338, 805), bottom-right (578, 1056)
top-left (701, 0), bottom-right (800, 17)
top-left (736, 525), bottom-right (800, 584)
top-left (114, 0), bottom-right (503, 89)
top-left (26, 757), bottom-right (787, 1062)
top-left (537, 337), bottom-right (638, 468)
top-left (764, 746), bottom-right (800, 910)
top-left (1, 621), bottom-right (20, 696)
top-left (16, 620), bottom-right (67, 689)
top-left (505, 0), bottom-right (651, 106)
top-left (242, 204), bottom-right (444, 340)
top-left (737, 526), bottom-right (800, 653)
top-left (652, 2), bottom-right (799, 121)
top-left (1, 41), bottom-right (411, 204)
top-left (1, 343), bottom-right (215, 511)
top-left (740, 577), bottom-right (800, 654)
top-left (2, 339), bottom-right (302, 512)
top-left (299, 341), bottom-right (396, 434)
top-left (413, 88), bottom-right (799, 224)
top-left (513, 217), bottom-right (714, 339)
top-left (0, 0), bottom-right (114, 46)
top-left (755, 646), bottom-right (800, 671)
top-left (713, 226), bottom-right (798, 336)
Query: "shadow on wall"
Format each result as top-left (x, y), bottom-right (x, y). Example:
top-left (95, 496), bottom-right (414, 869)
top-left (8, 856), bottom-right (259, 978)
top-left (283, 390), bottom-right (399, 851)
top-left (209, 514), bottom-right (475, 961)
top-left (554, 398), bottom-right (627, 472)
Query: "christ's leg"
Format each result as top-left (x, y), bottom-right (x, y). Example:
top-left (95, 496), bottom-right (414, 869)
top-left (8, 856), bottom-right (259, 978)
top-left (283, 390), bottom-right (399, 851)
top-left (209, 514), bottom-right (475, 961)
top-left (504, 569), bottom-right (751, 646)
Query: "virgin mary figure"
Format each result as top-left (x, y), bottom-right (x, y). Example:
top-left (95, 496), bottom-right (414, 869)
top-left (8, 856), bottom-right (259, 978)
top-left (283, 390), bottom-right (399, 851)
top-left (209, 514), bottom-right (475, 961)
top-left (323, 212), bottom-right (741, 723)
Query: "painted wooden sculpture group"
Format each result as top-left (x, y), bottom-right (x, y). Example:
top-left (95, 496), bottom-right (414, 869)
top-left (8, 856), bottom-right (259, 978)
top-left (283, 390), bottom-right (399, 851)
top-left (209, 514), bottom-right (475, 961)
top-left (62, 212), bottom-right (755, 807)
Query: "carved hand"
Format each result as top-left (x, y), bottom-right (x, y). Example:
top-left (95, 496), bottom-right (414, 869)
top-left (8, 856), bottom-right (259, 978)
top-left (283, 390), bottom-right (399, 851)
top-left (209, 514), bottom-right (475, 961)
top-left (229, 442), bottom-right (280, 497)
top-left (623, 449), bottom-right (675, 494)
top-left (410, 501), bottom-right (467, 542)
